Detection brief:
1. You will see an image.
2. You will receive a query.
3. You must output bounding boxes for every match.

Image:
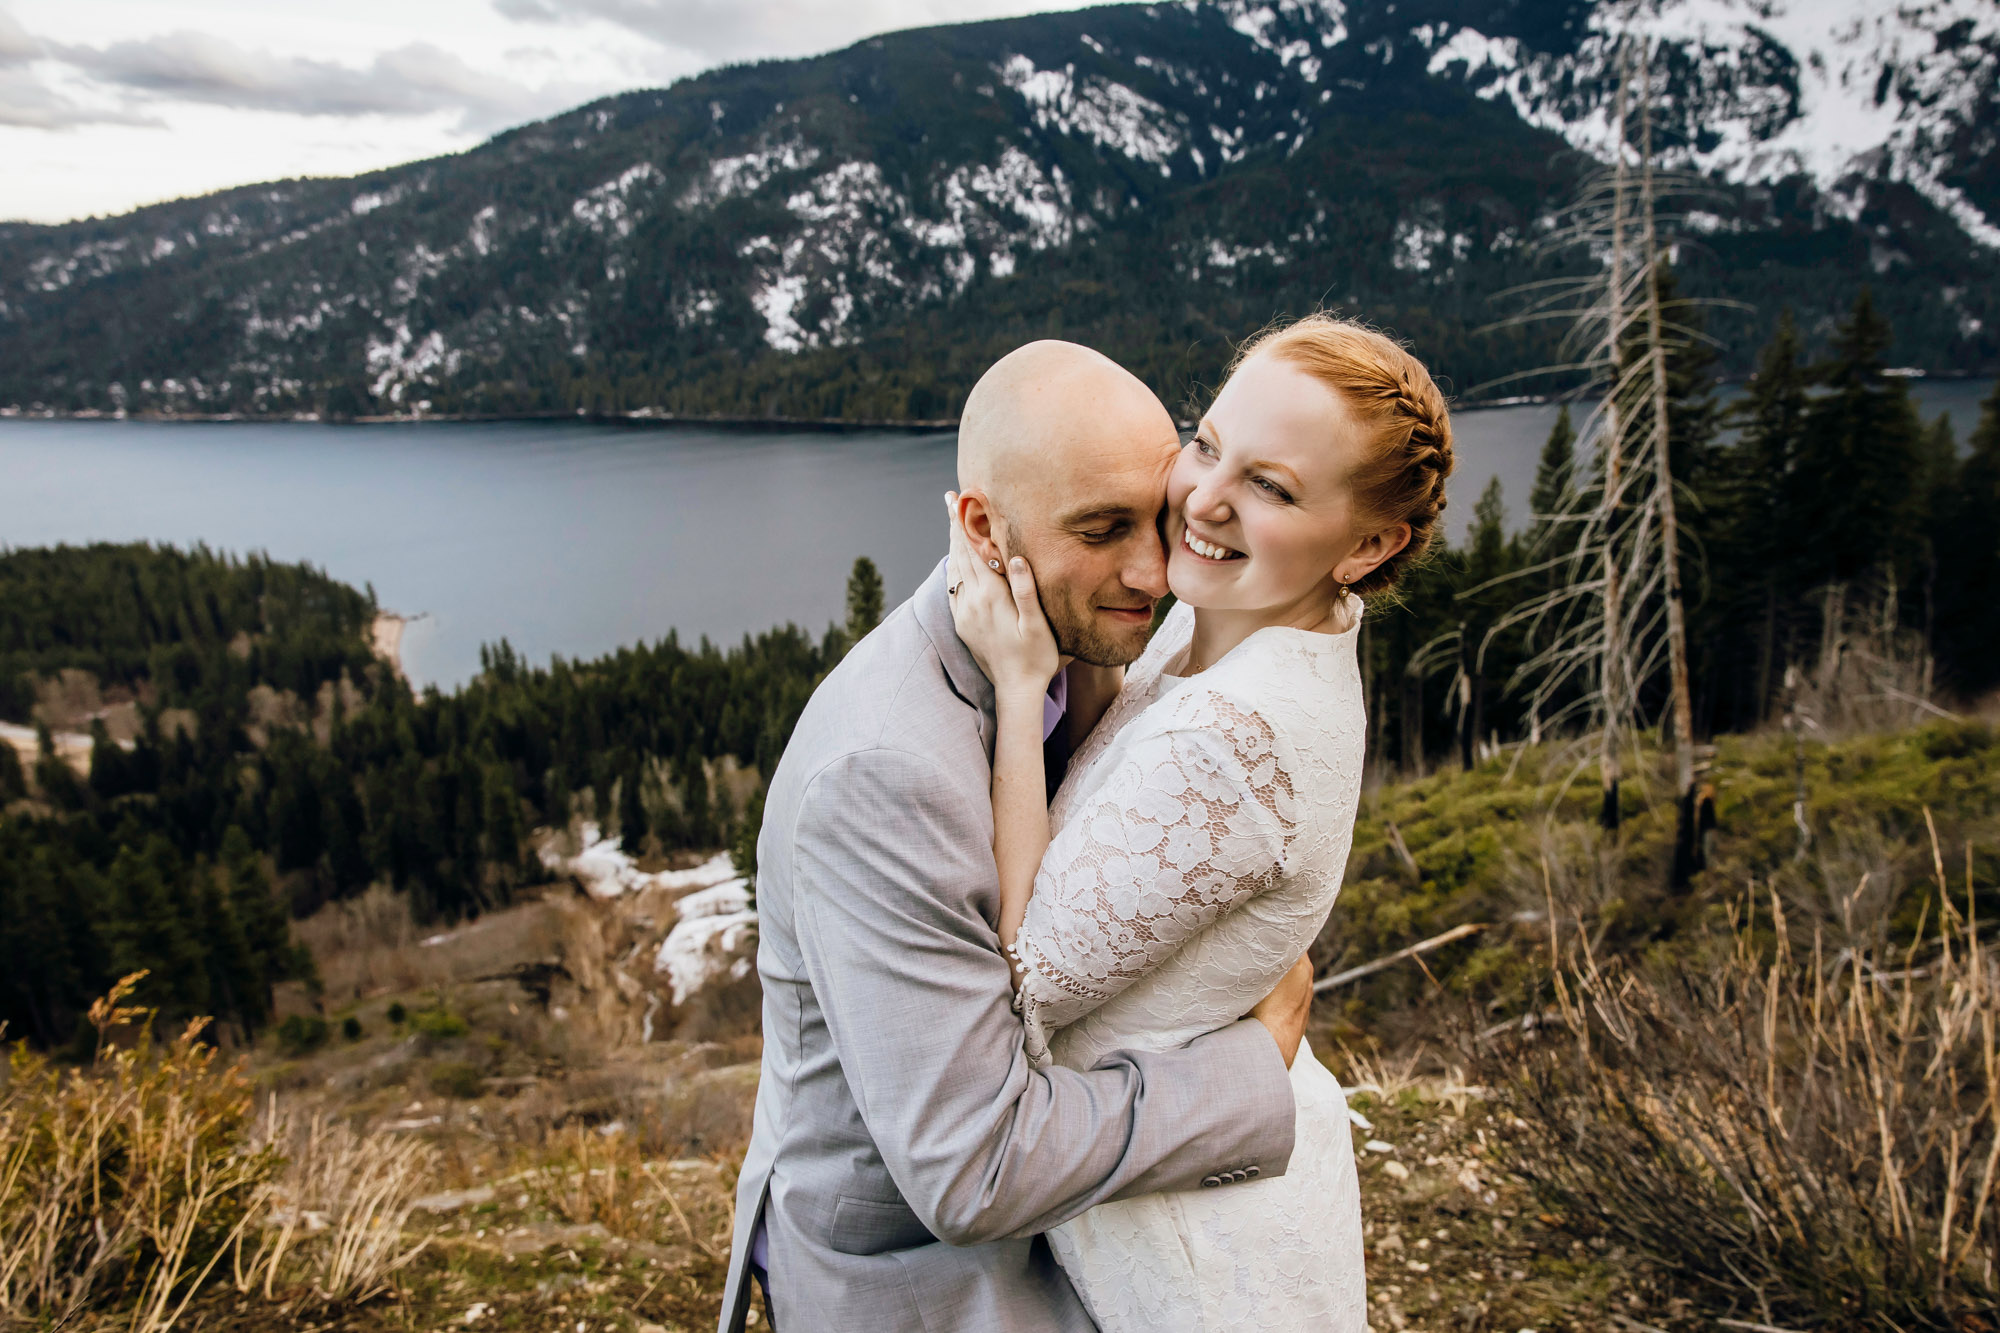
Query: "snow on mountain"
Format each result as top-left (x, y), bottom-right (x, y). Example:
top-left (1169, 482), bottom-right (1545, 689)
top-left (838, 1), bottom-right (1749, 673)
top-left (1, 0), bottom-right (1993, 419)
top-left (1426, 0), bottom-right (2000, 247)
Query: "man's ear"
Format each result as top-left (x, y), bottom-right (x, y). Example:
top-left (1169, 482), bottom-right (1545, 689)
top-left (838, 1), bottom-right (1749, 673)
top-left (958, 490), bottom-right (1005, 567)
top-left (1335, 522), bottom-right (1413, 585)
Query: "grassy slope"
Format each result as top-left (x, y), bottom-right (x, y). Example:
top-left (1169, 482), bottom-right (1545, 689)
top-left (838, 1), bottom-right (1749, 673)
top-left (1324, 716), bottom-right (2000, 1042)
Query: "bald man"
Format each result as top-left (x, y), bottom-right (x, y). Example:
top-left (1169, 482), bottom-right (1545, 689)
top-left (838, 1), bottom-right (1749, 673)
top-left (719, 342), bottom-right (1310, 1333)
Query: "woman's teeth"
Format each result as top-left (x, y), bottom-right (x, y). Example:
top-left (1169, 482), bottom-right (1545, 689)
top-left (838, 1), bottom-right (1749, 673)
top-left (1183, 531), bottom-right (1243, 562)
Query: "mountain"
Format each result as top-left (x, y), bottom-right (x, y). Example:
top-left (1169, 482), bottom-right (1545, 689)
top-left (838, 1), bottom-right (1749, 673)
top-left (2, 0), bottom-right (1995, 422)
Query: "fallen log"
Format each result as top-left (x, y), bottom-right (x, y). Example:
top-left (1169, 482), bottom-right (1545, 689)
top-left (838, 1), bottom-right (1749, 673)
top-left (1312, 922), bottom-right (1487, 995)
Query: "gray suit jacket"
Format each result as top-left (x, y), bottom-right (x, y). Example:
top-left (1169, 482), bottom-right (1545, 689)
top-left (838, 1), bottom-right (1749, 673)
top-left (719, 562), bottom-right (1297, 1332)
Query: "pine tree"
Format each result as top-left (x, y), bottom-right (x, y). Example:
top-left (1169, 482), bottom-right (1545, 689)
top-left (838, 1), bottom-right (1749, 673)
top-left (0, 739), bottom-right (24, 804)
top-left (34, 724), bottom-right (88, 809)
top-left (617, 756), bottom-right (649, 855)
top-left (1529, 406), bottom-right (1575, 530)
top-left (1723, 309), bottom-right (1811, 722)
top-left (222, 824), bottom-right (298, 1030)
top-left (1936, 381), bottom-right (2000, 695)
top-left (845, 556), bottom-right (885, 648)
top-left (1794, 290), bottom-right (1926, 590)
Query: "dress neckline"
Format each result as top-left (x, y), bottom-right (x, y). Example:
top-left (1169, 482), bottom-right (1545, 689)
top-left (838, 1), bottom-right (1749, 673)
top-left (1158, 597), bottom-right (1362, 681)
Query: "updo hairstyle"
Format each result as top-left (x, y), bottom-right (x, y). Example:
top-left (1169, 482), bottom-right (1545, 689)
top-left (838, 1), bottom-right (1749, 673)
top-left (1221, 314), bottom-right (1455, 595)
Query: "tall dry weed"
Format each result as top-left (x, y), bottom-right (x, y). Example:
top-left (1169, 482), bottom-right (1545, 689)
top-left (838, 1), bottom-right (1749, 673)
top-left (235, 1102), bottom-right (435, 1307)
top-left (524, 1124), bottom-right (721, 1255)
top-left (0, 973), bottom-right (278, 1331)
top-left (1499, 817), bottom-right (2000, 1327)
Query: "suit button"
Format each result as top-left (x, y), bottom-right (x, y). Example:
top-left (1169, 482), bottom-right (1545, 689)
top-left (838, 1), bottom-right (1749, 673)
top-left (1244, 1165), bottom-right (1260, 1179)
top-left (1230, 1169), bottom-right (1248, 1182)
top-left (1201, 1175), bottom-right (1221, 1188)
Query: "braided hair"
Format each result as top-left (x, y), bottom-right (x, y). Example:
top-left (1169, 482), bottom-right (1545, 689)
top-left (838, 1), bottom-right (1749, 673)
top-left (1220, 314), bottom-right (1455, 596)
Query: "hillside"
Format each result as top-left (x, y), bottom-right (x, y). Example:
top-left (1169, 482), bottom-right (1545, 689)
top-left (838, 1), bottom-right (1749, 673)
top-left (1, 0), bottom-right (1996, 421)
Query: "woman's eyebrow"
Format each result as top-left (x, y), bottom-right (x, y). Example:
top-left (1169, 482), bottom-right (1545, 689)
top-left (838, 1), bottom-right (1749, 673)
top-left (1249, 459), bottom-right (1305, 490)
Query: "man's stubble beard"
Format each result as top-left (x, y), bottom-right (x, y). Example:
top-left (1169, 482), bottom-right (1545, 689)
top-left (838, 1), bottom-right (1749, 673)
top-left (1042, 583), bottom-right (1153, 668)
top-left (1001, 527), bottom-right (1153, 668)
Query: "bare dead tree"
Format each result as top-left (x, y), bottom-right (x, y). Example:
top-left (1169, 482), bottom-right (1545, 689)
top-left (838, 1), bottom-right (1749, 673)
top-left (1455, 37), bottom-right (1728, 872)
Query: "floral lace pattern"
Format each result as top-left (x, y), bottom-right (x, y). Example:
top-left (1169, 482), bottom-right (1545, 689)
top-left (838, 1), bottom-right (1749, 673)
top-left (1014, 601), bottom-right (1371, 1331)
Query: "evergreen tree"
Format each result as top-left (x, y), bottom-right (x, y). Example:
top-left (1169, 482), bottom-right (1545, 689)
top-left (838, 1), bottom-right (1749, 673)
top-left (0, 740), bottom-right (24, 804)
top-left (1793, 290), bottom-right (1926, 590)
top-left (845, 556), bottom-right (885, 648)
top-left (1936, 381), bottom-right (2000, 695)
top-left (88, 720), bottom-right (132, 801)
top-left (102, 836), bottom-right (210, 1016)
top-left (617, 757), bottom-right (649, 855)
top-left (1721, 309), bottom-right (1811, 723)
top-left (1529, 406), bottom-right (1575, 530)
top-left (222, 824), bottom-right (301, 1030)
top-left (34, 725), bottom-right (87, 810)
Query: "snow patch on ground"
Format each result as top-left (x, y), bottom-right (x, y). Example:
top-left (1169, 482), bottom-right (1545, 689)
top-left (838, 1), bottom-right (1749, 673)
top-left (572, 163), bottom-right (660, 238)
top-left (998, 55), bottom-right (1185, 169)
top-left (537, 823), bottom-right (737, 900)
top-left (684, 138), bottom-right (821, 207)
top-left (365, 322), bottom-right (455, 402)
top-left (654, 880), bottom-right (757, 1006)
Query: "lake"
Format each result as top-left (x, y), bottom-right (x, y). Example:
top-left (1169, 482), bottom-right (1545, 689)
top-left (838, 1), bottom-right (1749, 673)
top-left (2, 378), bottom-right (1989, 690)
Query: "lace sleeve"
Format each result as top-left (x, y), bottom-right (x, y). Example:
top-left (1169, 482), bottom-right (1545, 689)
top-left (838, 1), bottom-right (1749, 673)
top-left (1012, 696), bottom-right (1300, 1065)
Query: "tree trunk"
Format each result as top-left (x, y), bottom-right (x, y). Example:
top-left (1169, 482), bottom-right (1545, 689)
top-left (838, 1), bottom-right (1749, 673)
top-left (1597, 51), bottom-right (1634, 833)
top-left (1638, 70), bottom-right (1700, 886)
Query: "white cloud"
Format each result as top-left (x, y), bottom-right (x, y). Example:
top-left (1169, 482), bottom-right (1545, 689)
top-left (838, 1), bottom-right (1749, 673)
top-left (493, 0), bottom-right (1097, 64)
top-left (0, 0), bottom-right (1093, 224)
top-left (57, 32), bottom-right (570, 132)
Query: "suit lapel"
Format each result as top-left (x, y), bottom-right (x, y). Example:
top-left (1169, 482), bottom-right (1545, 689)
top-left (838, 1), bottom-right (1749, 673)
top-left (913, 558), bottom-right (997, 760)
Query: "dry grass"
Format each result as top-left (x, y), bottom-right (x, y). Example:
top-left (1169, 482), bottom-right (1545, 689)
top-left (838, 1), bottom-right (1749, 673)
top-left (234, 1103), bottom-right (436, 1308)
top-left (1498, 812), bottom-right (2000, 1328)
top-left (0, 973), bottom-right (278, 1332)
top-left (522, 1124), bottom-right (731, 1256)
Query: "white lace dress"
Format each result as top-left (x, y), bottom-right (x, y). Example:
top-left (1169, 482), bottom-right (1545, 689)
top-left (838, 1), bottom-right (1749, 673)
top-left (1012, 600), bottom-right (1368, 1332)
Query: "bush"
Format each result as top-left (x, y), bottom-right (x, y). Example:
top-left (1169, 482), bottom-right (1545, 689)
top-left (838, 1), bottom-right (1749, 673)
top-left (408, 1006), bottom-right (468, 1041)
top-left (386, 1001), bottom-right (407, 1026)
top-left (276, 1013), bottom-right (329, 1055)
top-left (1496, 844), bottom-right (2000, 1327)
top-left (340, 1016), bottom-right (363, 1041)
top-left (427, 1061), bottom-right (484, 1100)
top-left (0, 972), bottom-right (280, 1327)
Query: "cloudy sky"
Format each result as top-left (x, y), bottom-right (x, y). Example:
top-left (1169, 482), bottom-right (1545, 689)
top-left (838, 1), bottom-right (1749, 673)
top-left (0, 0), bottom-right (1092, 225)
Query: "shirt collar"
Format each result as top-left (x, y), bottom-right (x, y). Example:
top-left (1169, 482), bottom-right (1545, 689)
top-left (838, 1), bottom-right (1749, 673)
top-left (1042, 665), bottom-right (1070, 742)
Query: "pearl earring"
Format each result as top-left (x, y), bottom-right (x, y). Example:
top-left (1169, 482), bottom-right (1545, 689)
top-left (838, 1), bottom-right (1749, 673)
top-left (988, 559), bottom-right (1001, 570)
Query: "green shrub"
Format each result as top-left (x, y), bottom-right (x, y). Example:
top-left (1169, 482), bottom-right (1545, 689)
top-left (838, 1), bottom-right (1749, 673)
top-left (428, 1061), bottom-right (484, 1099)
top-left (340, 1016), bottom-right (363, 1041)
top-left (409, 1007), bottom-right (468, 1041)
top-left (276, 1013), bottom-right (329, 1055)
top-left (386, 1001), bottom-right (407, 1026)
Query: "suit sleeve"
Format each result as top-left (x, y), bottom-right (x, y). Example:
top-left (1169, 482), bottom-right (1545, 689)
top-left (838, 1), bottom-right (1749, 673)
top-left (791, 746), bottom-right (1296, 1246)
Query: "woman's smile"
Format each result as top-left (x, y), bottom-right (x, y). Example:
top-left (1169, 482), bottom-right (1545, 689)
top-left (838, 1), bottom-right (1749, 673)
top-left (1179, 524), bottom-right (1245, 563)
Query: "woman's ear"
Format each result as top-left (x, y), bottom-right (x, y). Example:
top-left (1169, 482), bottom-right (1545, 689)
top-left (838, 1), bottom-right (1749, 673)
top-left (1335, 522), bottom-right (1413, 585)
top-left (958, 490), bottom-right (1005, 568)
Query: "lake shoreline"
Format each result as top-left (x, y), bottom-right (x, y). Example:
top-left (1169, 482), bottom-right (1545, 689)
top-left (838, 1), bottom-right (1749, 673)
top-left (2, 368), bottom-right (1990, 432)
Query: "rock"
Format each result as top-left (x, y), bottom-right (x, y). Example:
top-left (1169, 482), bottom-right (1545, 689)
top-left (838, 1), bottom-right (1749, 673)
top-left (660, 1062), bottom-right (760, 1154)
top-left (412, 1185), bottom-right (497, 1213)
top-left (1382, 1160), bottom-right (1411, 1180)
